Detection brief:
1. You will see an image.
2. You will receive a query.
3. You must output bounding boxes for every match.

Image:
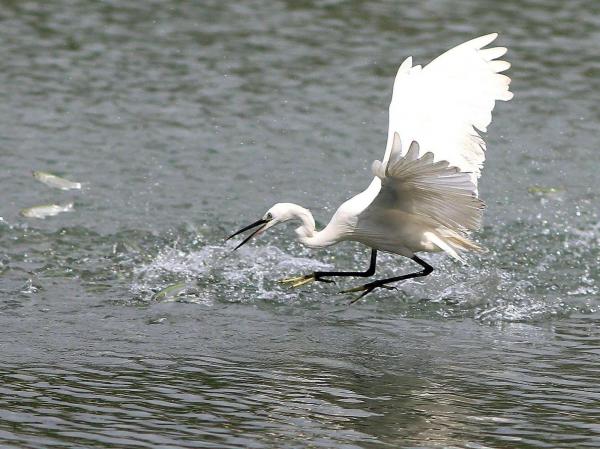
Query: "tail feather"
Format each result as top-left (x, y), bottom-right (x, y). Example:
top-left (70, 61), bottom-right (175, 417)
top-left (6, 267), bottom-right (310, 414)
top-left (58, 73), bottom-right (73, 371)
top-left (423, 231), bottom-right (464, 262)
top-left (445, 233), bottom-right (485, 253)
top-left (424, 230), bottom-right (485, 263)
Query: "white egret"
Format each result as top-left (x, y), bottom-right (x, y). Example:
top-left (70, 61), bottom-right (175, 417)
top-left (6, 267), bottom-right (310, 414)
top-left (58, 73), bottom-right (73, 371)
top-left (227, 34), bottom-right (513, 301)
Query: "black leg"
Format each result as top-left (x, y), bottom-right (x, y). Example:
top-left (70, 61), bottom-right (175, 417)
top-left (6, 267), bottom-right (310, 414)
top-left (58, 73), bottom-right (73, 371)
top-left (279, 250), bottom-right (377, 288)
top-left (342, 255), bottom-right (434, 303)
top-left (315, 249), bottom-right (377, 280)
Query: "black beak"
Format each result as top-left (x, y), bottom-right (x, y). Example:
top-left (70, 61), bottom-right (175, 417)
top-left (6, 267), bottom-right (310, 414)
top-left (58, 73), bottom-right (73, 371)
top-left (226, 218), bottom-right (269, 250)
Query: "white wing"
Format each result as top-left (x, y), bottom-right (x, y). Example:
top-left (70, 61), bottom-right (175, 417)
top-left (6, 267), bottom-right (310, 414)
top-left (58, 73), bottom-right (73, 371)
top-left (382, 33), bottom-right (513, 191)
top-left (362, 133), bottom-right (484, 259)
top-left (372, 133), bottom-right (484, 233)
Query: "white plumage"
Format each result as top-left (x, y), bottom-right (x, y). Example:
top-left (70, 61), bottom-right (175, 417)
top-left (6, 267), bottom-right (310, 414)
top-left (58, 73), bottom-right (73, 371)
top-left (361, 133), bottom-right (484, 261)
top-left (228, 34), bottom-right (513, 299)
top-left (384, 33), bottom-right (513, 187)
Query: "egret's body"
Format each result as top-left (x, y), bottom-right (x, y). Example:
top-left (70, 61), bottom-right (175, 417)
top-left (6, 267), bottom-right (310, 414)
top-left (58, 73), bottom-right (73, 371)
top-left (228, 34), bottom-right (513, 300)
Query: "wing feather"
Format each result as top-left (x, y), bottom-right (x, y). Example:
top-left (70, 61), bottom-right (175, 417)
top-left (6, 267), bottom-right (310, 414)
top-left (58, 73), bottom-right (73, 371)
top-left (372, 134), bottom-right (484, 233)
top-left (382, 33), bottom-right (513, 193)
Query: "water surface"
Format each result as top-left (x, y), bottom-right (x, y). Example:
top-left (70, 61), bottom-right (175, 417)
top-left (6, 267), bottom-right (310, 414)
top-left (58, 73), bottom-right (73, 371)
top-left (1, 1), bottom-right (599, 448)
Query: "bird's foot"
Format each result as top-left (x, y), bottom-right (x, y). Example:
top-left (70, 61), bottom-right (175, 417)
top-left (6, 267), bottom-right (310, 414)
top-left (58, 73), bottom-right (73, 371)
top-left (341, 282), bottom-right (397, 304)
top-left (279, 274), bottom-right (315, 288)
top-left (279, 273), bottom-right (335, 288)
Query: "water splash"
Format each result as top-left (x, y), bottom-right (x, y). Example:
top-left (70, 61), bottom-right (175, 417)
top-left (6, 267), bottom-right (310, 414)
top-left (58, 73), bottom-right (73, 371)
top-left (131, 243), bottom-right (332, 304)
top-left (1, 217), bottom-right (598, 322)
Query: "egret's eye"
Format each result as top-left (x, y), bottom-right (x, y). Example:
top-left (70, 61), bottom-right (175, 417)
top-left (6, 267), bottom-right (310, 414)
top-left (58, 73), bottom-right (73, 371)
top-left (266, 212), bottom-right (273, 220)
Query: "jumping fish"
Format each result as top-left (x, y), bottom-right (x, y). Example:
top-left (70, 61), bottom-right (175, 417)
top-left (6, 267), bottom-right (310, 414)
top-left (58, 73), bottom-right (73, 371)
top-left (20, 202), bottom-right (74, 219)
top-left (32, 171), bottom-right (81, 190)
top-left (152, 282), bottom-right (189, 301)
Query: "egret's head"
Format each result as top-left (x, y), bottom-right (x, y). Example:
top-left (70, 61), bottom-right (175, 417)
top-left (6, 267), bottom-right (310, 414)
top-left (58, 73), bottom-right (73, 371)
top-left (226, 203), bottom-right (312, 250)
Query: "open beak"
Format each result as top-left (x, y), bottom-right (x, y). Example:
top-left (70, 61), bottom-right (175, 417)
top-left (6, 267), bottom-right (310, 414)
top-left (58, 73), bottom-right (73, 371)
top-left (226, 218), bottom-right (270, 250)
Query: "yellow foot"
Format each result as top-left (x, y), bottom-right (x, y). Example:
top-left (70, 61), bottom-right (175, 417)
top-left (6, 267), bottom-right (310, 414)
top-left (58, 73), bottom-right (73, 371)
top-left (340, 285), bottom-right (366, 294)
top-left (340, 284), bottom-right (397, 294)
top-left (278, 274), bottom-right (316, 288)
top-left (340, 283), bottom-right (397, 304)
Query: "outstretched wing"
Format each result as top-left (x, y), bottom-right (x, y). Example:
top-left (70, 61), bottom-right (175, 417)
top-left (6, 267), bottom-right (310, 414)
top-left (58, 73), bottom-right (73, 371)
top-left (382, 33), bottom-right (513, 190)
top-left (371, 133), bottom-right (484, 233)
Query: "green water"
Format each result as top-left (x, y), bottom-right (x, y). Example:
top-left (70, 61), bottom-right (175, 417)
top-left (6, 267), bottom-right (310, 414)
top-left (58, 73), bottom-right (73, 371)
top-left (1, 1), bottom-right (599, 448)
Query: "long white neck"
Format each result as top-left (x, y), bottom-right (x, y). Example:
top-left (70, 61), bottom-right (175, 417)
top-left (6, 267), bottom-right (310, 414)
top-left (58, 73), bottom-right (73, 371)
top-left (283, 203), bottom-right (338, 248)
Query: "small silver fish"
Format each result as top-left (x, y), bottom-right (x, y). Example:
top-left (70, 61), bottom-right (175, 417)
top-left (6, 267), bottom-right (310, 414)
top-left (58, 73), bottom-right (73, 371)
top-left (20, 202), bottom-right (74, 219)
top-left (32, 171), bottom-right (81, 190)
top-left (152, 282), bottom-right (188, 301)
